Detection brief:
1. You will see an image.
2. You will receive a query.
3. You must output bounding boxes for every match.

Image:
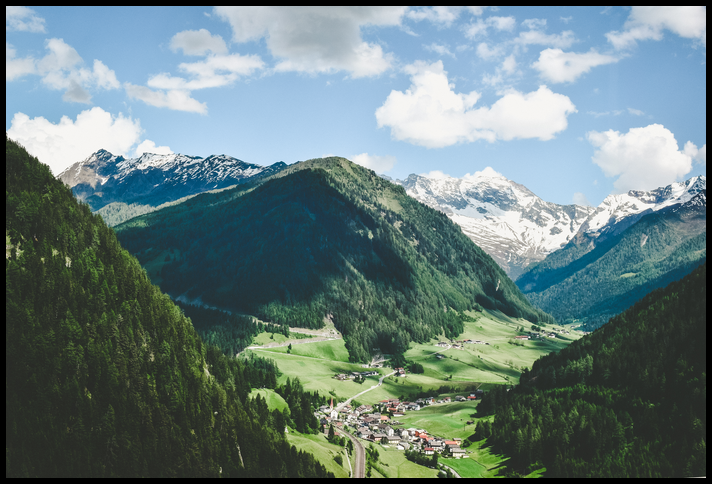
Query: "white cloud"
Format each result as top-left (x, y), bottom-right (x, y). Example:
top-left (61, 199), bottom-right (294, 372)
top-left (134, 139), bottom-right (173, 157)
top-left (465, 15), bottom-right (516, 39)
top-left (501, 53), bottom-right (517, 74)
top-left (424, 43), bottom-right (456, 58)
top-left (6, 42), bottom-right (36, 80)
top-left (606, 6), bottom-right (706, 50)
top-left (463, 166), bottom-right (504, 181)
top-left (627, 107), bottom-right (645, 116)
top-left (6, 6), bottom-right (46, 33)
top-left (476, 42), bottom-right (503, 60)
top-left (532, 48), bottom-right (618, 83)
top-left (522, 18), bottom-right (547, 30)
top-left (124, 83), bottom-right (208, 114)
top-left (514, 29), bottom-right (576, 49)
top-left (572, 192), bottom-right (592, 206)
top-left (7, 38), bottom-right (120, 103)
top-left (351, 153), bottom-right (397, 173)
top-left (406, 6), bottom-right (465, 26)
top-left (587, 124), bottom-right (696, 193)
top-left (148, 53), bottom-right (264, 90)
top-left (170, 29), bottom-right (228, 56)
top-left (488, 16), bottom-right (516, 32)
top-left (214, 6), bottom-right (406, 78)
top-left (560, 16), bottom-right (573, 24)
top-left (375, 61), bottom-right (576, 148)
top-left (683, 141), bottom-right (707, 166)
top-left (7, 107), bottom-right (143, 175)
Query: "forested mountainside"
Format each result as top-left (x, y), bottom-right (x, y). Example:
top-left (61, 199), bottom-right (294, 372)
top-left (477, 263), bottom-right (706, 477)
top-left (5, 136), bottom-right (333, 478)
top-left (516, 193), bottom-right (706, 329)
top-left (115, 157), bottom-right (553, 363)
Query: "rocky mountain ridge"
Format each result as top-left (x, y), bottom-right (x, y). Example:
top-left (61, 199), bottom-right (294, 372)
top-left (391, 171), bottom-right (706, 279)
top-left (58, 149), bottom-right (287, 211)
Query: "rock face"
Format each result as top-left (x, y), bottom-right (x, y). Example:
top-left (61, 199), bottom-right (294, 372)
top-left (391, 171), bottom-right (595, 279)
top-left (58, 149), bottom-right (287, 211)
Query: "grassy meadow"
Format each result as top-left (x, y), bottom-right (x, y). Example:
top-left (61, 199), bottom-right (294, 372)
top-left (285, 430), bottom-right (351, 478)
top-left (248, 388), bottom-right (289, 412)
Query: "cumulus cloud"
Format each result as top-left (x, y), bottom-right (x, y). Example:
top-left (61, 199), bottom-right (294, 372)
top-left (124, 83), bottom-right (208, 114)
top-left (476, 42), bottom-right (503, 60)
top-left (465, 15), bottom-right (517, 39)
top-left (683, 141), bottom-right (707, 166)
top-left (587, 124), bottom-right (698, 193)
top-left (463, 166), bottom-right (504, 181)
top-left (214, 6), bottom-right (406, 77)
top-left (6, 42), bottom-right (36, 80)
top-left (7, 38), bottom-right (120, 103)
top-left (572, 192), bottom-right (592, 206)
top-left (170, 29), bottom-right (228, 56)
top-left (148, 53), bottom-right (264, 91)
top-left (7, 107), bottom-right (143, 174)
top-left (375, 61), bottom-right (576, 148)
top-left (134, 139), bottom-right (173, 157)
top-left (351, 153), bottom-right (397, 173)
top-left (6, 6), bottom-right (46, 33)
top-left (532, 48), bottom-right (619, 83)
top-left (406, 6), bottom-right (465, 26)
top-left (606, 6), bottom-right (706, 50)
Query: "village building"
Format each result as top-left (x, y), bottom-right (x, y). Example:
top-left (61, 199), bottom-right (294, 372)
top-left (423, 448), bottom-right (434, 455)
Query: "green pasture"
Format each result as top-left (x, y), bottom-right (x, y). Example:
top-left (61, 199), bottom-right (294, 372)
top-left (248, 388), bottom-right (288, 412)
top-left (248, 348), bottom-right (382, 401)
top-left (259, 338), bottom-right (350, 362)
top-left (442, 456), bottom-right (488, 478)
top-left (395, 402), bottom-right (482, 440)
top-left (285, 430), bottom-right (350, 478)
top-left (371, 445), bottom-right (439, 478)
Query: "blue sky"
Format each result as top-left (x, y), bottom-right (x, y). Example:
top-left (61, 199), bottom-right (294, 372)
top-left (6, 6), bottom-right (706, 206)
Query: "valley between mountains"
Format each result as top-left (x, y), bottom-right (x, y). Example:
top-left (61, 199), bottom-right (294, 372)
top-left (7, 138), bottom-right (706, 478)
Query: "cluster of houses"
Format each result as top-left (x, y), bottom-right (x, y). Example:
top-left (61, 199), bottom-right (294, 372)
top-left (437, 339), bottom-right (490, 348)
top-left (314, 391), bottom-right (485, 459)
top-left (334, 370), bottom-right (379, 381)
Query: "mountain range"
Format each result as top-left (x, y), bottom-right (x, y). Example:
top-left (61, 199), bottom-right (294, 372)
top-left (388, 170), bottom-right (596, 279)
top-left (59, 149), bottom-right (705, 330)
top-left (112, 156), bottom-right (552, 362)
top-left (58, 149), bottom-right (287, 213)
top-left (390, 171), bottom-right (705, 280)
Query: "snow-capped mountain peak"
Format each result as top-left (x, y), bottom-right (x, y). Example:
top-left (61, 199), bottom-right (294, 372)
top-left (391, 170), bottom-right (596, 278)
top-left (58, 149), bottom-right (287, 211)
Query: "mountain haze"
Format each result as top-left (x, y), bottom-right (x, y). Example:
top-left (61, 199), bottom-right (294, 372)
top-left (114, 156), bottom-right (553, 362)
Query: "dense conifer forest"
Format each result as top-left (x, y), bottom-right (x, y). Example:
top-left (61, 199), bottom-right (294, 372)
top-left (477, 263), bottom-right (706, 477)
top-left (115, 157), bottom-right (553, 362)
top-left (5, 136), bottom-right (333, 477)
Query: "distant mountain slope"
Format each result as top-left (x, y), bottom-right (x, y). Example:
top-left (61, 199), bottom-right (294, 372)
top-left (114, 157), bottom-right (553, 362)
top-left (516, 179), bottom-right (706, 329)
top-left (57, 148), bottom-right (287, 213)
top-left (6, 135), bottom-right (332, 478)
top-left (479, 262), bottom-right (706, 477)
top-left (392, 171), bottom-right (596, 279)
